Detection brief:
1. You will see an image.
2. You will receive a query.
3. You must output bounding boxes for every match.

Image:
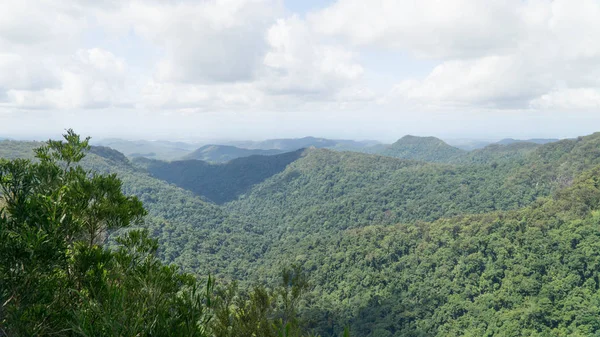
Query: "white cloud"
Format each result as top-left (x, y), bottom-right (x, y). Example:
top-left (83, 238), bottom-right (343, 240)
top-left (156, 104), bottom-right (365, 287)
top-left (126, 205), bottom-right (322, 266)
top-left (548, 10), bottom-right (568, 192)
top-left (141, 80), bottom-right (264, 111)
top-left (262, 16), bottom-right (364, 98)
top-left (330, 0), bottom-right (600, 110)
top-left (5, 48), bottom-right (133, 110)
top-left (1, 0), bottom-right (600, 140)
top-left (0, 0), bottom-right (91, 53)
top-left (0, 53), bottom-right (59, 92)
top-left (310, 0), bottom-right (524, 58)
top-left (530, 88), bottom-right (600, 110)
top-left (117, 0), bottom-right (283, 83)
top-left (391, 55), bottom-right (553, 109)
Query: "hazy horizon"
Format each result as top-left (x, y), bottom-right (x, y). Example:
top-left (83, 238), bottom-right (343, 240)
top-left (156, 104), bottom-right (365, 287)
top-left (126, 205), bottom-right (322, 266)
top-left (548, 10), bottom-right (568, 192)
top-left (1, 0), bottom-right (599, 142)
top-left (0, 130), bottom-right (576, 147)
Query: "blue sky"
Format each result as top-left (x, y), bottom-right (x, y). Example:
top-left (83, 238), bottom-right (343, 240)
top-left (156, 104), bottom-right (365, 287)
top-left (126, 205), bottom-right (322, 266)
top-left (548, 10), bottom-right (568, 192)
top-left (1, 0), bottom-right (600, 142)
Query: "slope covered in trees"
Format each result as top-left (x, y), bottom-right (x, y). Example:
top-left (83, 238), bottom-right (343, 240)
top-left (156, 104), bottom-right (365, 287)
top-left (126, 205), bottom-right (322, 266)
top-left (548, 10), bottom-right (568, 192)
top-left (271, 165), bottom-right (600, 336)
top-left (226, 134), bottom-right (600, 236)
top-left (136, 149), bottom-right (304, 204)
top-left (379, 135), bottom-right (467, 162)
top-left (182, 144), bottom-right (285, 163)
top-left (3, 131), bottom-right (600, 336)
top-left (0, 140), bottom-right (267, 280)
top-left (182, 137), bottom-right (382, 162)
top-left (497, 138), bottom-right (560, 145)
top-left (0, 131), bottom-right (318, 337)
top-left (225, 136), bottom-right (378, 152)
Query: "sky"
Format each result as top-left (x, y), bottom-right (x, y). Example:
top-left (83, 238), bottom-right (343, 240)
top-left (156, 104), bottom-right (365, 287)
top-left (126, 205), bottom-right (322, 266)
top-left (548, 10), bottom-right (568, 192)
top-left (1, 0), bottom-right (600, 142)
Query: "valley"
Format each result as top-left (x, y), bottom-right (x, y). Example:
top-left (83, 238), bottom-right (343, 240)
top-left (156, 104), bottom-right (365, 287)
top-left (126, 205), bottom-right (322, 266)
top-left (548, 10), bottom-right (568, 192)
top-left (2, 132), bottom-right (600, 335)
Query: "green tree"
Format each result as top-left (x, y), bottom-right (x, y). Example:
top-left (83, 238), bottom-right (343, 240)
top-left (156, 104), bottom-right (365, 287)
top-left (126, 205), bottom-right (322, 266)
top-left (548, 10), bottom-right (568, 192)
top-left (0, 130), bottom-right (212, 336)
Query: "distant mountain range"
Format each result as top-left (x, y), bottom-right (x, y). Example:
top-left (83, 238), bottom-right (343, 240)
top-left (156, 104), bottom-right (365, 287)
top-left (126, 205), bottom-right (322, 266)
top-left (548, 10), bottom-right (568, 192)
top-left (95, 136), bottom-right (382, 163)
top-left (185, 137), bottom-right (382, 162)
top-left (95, 135), bottom-right (562, 163)
top-left (182, 145), bottom-right (286, 162)
top-left (2, 131), bottom-right (599, 337)
top-left (223, 136), bottom-right (379, 151)
top-left (94, 138), bottom-right (200, 161)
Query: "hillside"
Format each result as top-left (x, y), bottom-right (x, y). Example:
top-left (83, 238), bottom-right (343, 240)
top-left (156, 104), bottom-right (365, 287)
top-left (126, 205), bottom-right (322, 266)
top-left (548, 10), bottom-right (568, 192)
top-left (136, 149), bottom-right (304, 204)
top-left (379, 135), bottom-right (467, 162)
top-left (227, 134), bottom-right (600, 233)
top-left (4, 132), bottom-right (600, 336)
top-left (225, 136), bottom-right (381, 152)
top-left (266, 165), bottom-right (600, 335)
top-left (0, 141), bottom-right (264, 279)
top-left (182, 144), bottom-right (285, 162)
top-left (460, 141), bottom-right (541, 164)
top-left (497, 138), bottom-right (560, 145)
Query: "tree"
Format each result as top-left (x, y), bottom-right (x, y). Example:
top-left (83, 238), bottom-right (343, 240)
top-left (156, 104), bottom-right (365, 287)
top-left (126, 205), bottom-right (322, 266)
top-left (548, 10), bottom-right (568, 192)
top-left (0, 130), bottom-right (317, 337)
top-left (0, 130), bottom-right (211, 336)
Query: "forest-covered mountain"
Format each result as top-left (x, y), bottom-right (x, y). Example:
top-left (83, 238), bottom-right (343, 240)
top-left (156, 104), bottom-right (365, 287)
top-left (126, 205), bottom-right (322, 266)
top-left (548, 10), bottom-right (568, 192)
top-left (182, 144), bottom-right (286, 163)
top-left (224, 136), bottom-right (379, 152)
top-left (182, 137), bottom-right (382, 162)
top-left (497, 138), bottom-right (560, 145)
top-left (2, 132), bottom-right (600, 336)
top-left (378, 135), bottom-right (467, 162)
top-left (96, 136), bottom-right (381, 162)
top-left (135, 149), bottom-right (304, 204)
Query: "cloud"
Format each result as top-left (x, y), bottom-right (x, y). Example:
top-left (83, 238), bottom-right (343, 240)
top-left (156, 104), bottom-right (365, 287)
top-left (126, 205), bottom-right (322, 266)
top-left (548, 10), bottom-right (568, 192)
top-left (1, 0), bottom-right (600, 141)
top-left (141, 80), bottom-right (265, 112)
top-left (530, 88), bottom-right (600, 110)
top-left (5, 48), bottom-right (133, 110)
top-left (335, 0), bottom-right (600, 110)
top-left (0, 53), bottom-right (59, 93)
top-left (391, 55), bottom-right (554, 109)
top-left (0, 0), bottom-right (87, 51)
top-left (309, 0), bottom-right (525, 58)
top-left (261, 16), bottom-right (364, 98)
top-left (133, 10), bottom-right (370, 112)
top-left (118, 0), bottom-right (283, 84)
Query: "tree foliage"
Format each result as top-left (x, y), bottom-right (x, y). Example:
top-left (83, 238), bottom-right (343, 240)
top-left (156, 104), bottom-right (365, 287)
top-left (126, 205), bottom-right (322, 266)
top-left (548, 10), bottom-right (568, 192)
top-left (0, 131), bottom-right (314, 336)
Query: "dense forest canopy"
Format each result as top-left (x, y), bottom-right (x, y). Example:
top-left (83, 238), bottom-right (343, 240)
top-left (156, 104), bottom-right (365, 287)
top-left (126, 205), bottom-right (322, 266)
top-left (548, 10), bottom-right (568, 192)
top-left (1, 131), bottom-right (600, 336)
top-left (0, 131), bottom-right (316, 336)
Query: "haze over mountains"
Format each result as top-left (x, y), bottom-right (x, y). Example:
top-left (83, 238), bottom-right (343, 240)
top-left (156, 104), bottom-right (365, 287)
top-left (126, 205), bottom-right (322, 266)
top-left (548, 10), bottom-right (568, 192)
top-left (94, 135), bottom-right (564, 163)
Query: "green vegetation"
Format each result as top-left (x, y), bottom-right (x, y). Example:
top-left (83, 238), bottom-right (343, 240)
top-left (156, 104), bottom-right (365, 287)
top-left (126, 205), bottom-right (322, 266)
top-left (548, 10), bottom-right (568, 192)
top-left (226, 136), bottom-right (377, 152)
top-left (183, 144), bottom-right (285, 163)
top-left (184, 137), bottom-right (383, 162)
top-left (497, 138), bottom-right (560, 145)
top-left (2, 131), bottom-right (600, 336)
top-left (380, 135), bottom-right (467, 162)
top-left (281, 165), bottom-right (600, 336)
top-left (136, 149), bottom-right (304, 204)
top-left (0, 131), bottom-right (316, 336)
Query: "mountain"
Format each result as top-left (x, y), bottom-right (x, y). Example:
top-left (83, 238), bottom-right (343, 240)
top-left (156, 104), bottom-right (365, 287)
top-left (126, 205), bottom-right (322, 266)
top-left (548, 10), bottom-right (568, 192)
top-left (379, 135), bottom-right (467, 162)
top-left (496, 138), bottom-right (560, 145)
top-left (226, 136), bottom-right (381, 152)
top-left (181, 137), bottom-right (383, 162)
top-left (136, 149), bottom-right (304, 204)
top-left (94, 138), bottom-right (199, 160)
top-left (460, 141), bottom-right (541, 164)
top-left (445, 138), bottom-right (493, 151)
top-left (267, 165), bottom-right (600, 335)
top-left (0, 140), bottom-right (264, 279)
top-left (4, 132), bottom-right (600, 336)
top-left (182, 144), bottom-right (285, 162)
